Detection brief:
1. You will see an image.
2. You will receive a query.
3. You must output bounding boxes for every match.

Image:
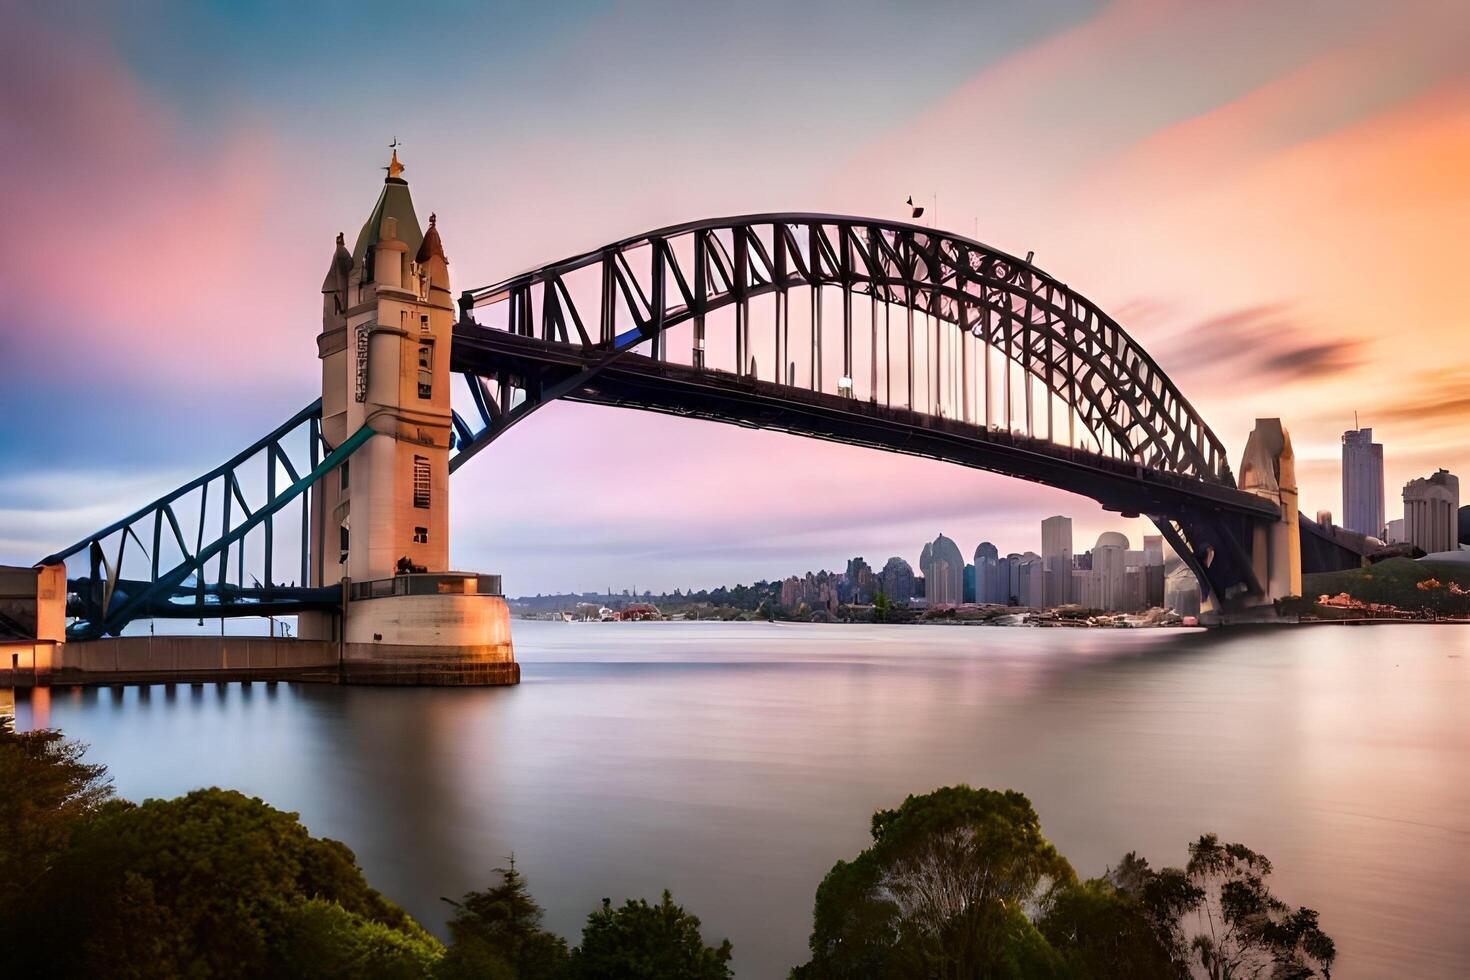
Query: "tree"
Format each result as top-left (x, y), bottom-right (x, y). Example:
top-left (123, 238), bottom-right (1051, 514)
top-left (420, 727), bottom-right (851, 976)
top-left (793, 785), bottom-right (1076, 978)
top-left (5, 787), bottom-right (441, 979)
top-left (437, 857), bottom-right (570, 980)
top-left (0, 726), bottom-right (113, 917)
top-left (1036, 877), bottom-right (1179, 979)
top-left (1109, 839), bottom-right (1336, 979)
top-left (570, 890), bottom-right (732, 980)
top-left (873, 590), bottom-right (892, 623)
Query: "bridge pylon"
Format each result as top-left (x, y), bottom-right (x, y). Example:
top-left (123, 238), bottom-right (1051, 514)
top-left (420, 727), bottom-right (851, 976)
top-left (1204, 417), bottom-right (1303, 621)
top-left (298, 150), bottom-right (517, 684)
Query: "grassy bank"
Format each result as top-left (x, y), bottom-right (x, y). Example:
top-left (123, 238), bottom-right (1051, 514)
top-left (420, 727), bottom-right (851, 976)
top-left (1301, 557), bottom-right (1470, 617)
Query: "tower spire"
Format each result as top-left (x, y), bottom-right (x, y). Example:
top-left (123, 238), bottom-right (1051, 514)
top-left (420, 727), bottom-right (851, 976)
top-left (385, 138), bottom-right (405, 180)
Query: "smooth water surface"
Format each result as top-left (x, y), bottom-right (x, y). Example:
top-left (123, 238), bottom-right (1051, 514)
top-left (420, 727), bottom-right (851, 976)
top-left (10, 623), bottom-right (1469, 977)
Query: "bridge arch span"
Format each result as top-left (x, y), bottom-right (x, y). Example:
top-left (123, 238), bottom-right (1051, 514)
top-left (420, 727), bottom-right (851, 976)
top-left (455, 214), bottom-right (1232, 488)
top-left (450, 213), bottom-right (1286, 611)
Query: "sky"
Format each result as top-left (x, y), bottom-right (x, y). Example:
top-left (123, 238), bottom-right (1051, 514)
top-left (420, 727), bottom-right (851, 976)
top-left (1, 0), bottom-right (1467, 595)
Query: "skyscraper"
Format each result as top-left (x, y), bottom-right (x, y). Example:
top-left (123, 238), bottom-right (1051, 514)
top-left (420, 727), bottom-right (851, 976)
top-left (1040, 516), bottom-right (1073, 606)
top-left (1341, 428), bottom-right (1385, 538)
top-left (879, 557), bottom-right (915, 601)
top-left (974, 542), bottom-right (1004, 604)
top-left (1403, 469), bottom-right (1460, 554)
top-left (1092, 532), bottom-right (1129, 611)
top-left (921, 534), bottom-right (966, 606)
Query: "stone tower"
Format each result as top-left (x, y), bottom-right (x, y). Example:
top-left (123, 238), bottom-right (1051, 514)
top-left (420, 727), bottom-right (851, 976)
top-left (302, 149), bottom-right (516, 684)
top-left (315, 148), bottom-right (451, 583)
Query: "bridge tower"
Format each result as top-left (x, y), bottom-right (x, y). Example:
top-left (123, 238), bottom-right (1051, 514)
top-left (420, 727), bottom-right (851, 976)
top-left (300, 149), bottom-right (517, 684)
top-left (1228, 418), bottom-right (1303, 616)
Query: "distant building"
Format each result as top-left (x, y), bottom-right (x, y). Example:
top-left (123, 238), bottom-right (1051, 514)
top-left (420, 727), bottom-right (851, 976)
top-left (974, 542), bottom-right (1005, 604)
top-left (1342, 428), bottom-right (1385, 538)
top-left (963, 563), bottom-right (976, 604)
top-left (1040, 516), bottom-right (1073, 606)
top-left (1014, 553), bottom-right (1045, 607)
top-left (920, 534), bottom-right (966, 606)
top-left (1093, 532), bottom-right (1130, 611)
top-left (844, 557), bottom-right (876, 604)
top-left (1384, 518), bottom-right (1405, 543)
top-left (1071, 568), bottom-right (1103, 609)
top-left (879, 557), bottom-right (915, 601)
top-left (1403, 469), bottom-right (1460, 554)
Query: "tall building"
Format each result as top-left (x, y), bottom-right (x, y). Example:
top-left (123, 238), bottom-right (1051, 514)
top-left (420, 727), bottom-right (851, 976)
top-left (921, 534), bottom-right (966, 606)
top-left (844, 557), bottom-right (876, 603)
top-left (1403, 469), bottom-right (1460, 554)
top-left (1014, 553), bottom-right (1045, 607)
top-left (1040, 516), bottom-right (1073, 606)
top-left (1092, 532), bottom-right (1129, 611)
top-left (879, 557), bottom-right (915, 601)
top-left (974, 542), bottom-right (1005, 604)
top-left (1341, 428), bottom-right (1385, 538)
top-left (1142, 535), bottom-right (1165, 608)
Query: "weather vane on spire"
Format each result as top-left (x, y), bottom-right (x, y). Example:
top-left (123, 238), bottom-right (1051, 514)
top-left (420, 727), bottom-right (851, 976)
top-left (385, 138), bottom-right (405, 179)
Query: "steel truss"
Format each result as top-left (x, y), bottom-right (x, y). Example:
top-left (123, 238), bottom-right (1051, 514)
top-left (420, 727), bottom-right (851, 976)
top-left (449, 214), bottom-right (1273, 607)
top-left (41, 401), bottom-right (370, 640)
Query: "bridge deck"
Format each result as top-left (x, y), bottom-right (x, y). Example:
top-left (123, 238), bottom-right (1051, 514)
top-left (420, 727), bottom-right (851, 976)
top-left (451, 327), bottom-right (1278, 524)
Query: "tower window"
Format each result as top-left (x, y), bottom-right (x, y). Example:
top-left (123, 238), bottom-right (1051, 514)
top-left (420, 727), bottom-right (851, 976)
top-left (339, 522), bottom-right (349, 564)
top-left (413, 526), bottom-right (428, 544)
top-left (413, 455), bottom-right (430, 509)
top-left (420, 314), bottom-right (431, 333)
top-left (417, 343), bottom-right (433, 399)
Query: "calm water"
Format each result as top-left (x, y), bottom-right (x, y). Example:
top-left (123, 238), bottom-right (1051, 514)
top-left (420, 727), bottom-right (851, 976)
top-left (8, 622), bottom-right (1469, 978)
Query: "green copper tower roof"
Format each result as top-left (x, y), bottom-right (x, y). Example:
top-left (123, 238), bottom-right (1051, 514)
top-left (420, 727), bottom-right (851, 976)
top-left (352, 164), bottom-right (424, 279)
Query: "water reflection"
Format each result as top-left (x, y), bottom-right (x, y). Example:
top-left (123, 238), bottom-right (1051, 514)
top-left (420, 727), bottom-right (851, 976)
top-left (10, 623), bottom-right (1470, 978)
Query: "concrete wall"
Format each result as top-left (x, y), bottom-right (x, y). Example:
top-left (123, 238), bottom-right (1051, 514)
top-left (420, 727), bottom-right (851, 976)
top-left (1, 636), bottom-right (340, 687)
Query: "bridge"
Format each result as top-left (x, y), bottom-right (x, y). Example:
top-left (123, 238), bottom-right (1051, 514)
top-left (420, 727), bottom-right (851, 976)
top-left (18, 156), bottom-right (1369, 684)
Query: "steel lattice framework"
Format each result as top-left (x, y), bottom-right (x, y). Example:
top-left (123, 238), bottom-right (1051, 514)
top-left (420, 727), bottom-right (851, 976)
top-left (41, 214), bottom-right (1303, 629)
top-left (451, 214), bottom-right (1234, 486)
top-left (41, 401), bottom-right (368, 639)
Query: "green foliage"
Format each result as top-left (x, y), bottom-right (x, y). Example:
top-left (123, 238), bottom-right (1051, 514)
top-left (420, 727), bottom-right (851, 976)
top-left (270, 897), bottom-right (445, 979)
top-left (437, 858), bottom-right (570, 980)
top-left (794, 785), bottom-right (1076, 978)
top-left (6, 786), bottom-right (440, 979)
top-left (1109, 837), bottom-right (1335, 979)
top-left (0, 726), bottom-right (112, 917)
top-left (794, 789), bottom-right (1336, 979)
top-left (1036, 878), bottom-right (1179, 979)
top-left (570, 890), bottom-right (733, 980)
top-left (873, 590), bottom-right (892, 623)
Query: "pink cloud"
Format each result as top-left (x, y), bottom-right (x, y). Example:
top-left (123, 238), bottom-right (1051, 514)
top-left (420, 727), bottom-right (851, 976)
top-left (0, 12), bottom-right (306, 393)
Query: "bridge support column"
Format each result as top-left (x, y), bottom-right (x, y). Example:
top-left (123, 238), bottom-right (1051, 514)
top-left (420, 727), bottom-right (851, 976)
top-left (1215, 418), bottom-right (1302, 620)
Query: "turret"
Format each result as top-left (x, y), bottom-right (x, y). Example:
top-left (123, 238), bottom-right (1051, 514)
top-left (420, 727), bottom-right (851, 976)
top-left (321, 232), bottom-right (353, 330)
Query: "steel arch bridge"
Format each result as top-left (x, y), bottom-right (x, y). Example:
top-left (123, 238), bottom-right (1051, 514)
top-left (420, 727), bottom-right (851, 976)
top-left (45, 212), bottom-right (1329, 639)
top-left (447, 213), bottom-right (1278, 606)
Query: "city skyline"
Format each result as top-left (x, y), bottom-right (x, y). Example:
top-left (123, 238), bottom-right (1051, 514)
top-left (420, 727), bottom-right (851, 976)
top-left (3, 1), bottom-right (1468, 596)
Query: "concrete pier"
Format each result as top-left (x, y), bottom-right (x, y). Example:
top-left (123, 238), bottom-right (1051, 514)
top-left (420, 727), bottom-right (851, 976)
top-left (0, 632), bottom-right (519, 688)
